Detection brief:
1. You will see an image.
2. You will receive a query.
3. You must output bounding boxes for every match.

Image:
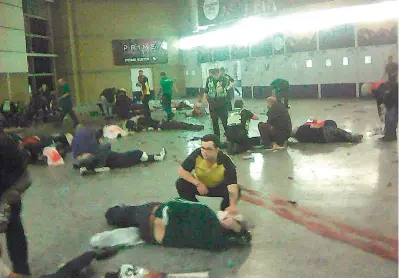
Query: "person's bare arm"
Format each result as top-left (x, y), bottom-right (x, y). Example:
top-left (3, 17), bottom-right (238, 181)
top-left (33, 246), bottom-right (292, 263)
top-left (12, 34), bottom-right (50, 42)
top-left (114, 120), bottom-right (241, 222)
top-left (173, 83), bottom-right (179, 93)
top-left (178, 166), bottom-right (200, 186)
top-left (252, 114), bottom-right (259, 120)
top-left (227, 184), bottom-right (239, 208)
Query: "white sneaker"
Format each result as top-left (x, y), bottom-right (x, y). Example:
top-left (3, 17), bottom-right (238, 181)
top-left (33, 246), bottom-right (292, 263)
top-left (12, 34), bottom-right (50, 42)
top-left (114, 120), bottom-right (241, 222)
top-left (80, 167), bottom-right (88, 175)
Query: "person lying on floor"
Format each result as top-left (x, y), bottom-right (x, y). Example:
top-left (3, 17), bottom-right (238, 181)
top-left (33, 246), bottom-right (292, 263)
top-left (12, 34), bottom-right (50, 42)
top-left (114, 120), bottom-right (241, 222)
top-left (72, 126), bottom-right (166, 173)
top-left (291, 119), bottom-right (363, 143)
top-left (125, 115), bottom-right (204, 132)
top-left (0, 246), bottom-right (117, 278)
top-left (185, 94), bottom-right (208, 118)
top-left (105, 198), bottom-right (251, 250)
top-left (258, 96), bottom-right (292, 149)
top-left (6, 133), bottom-right (73, 165)
top-left (225, 100), bottom-right (260, 154)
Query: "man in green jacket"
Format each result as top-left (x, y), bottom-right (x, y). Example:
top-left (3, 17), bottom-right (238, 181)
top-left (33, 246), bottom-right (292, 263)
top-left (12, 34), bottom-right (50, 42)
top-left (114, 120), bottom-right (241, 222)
top-left (57, 78), bottom-right (79, 127)
top-left (159, 72), bottom-right (178, 121)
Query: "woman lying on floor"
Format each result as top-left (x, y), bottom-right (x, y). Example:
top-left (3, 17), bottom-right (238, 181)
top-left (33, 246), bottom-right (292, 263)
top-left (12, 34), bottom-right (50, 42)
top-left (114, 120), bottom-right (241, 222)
top-left (125, 114), bottom-right (204, 132)
top-left (72, 126), bottom-right (165, 174)
top-left (6, 132), bottom-right (73, 165)
top-left (105, 198), bottom-right (252, 250)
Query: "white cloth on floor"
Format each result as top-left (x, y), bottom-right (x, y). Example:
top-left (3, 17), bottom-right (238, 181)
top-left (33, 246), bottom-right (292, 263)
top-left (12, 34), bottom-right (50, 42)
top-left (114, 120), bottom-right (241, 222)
top-left (89, 227), bottom-right (144, 248)
top-left (216, 211), bottom-right (244, 222)
top-left (103, 125), bottom-right (128, 139)
top-left (43, 146), bottom-right (65, 166)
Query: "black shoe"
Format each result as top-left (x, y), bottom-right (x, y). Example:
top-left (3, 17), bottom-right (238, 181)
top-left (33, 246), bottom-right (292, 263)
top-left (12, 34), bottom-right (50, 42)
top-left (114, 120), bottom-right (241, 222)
top-left (351, 134), bottom-right (363, 143)
top-left (379, 135), bottom-right (397, 141)
top-left (95, 247), bottom-right (118, 260)
top-left (228, 229), bottom-right (252, 246)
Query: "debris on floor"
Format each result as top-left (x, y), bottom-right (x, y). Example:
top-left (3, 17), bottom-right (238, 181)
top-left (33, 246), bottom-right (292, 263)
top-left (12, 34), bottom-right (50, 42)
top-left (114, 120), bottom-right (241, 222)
top-left (189, 136), bottom-right (202, 141)
top-left (387, 182), bottom-right (392, 187)
top-left (242, 154), bottom-right (254, 160)
top-left (287, 200), bottom-right (298, 205)
top-left (332, 104), bottom-right (343, 107)
top-left (288, 176), bottom-right (294, 180)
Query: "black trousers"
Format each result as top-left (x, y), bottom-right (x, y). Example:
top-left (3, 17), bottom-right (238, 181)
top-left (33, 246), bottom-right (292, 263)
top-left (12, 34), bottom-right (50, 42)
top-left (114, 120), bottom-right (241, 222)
top-left (208, 99), bottom-right (229, 139)
top-left (44, 251), bottom-right (97, 278)
top-left (225, 126), bottom-right (261, 154)
top-left (105, 202), bottom-right (160, 243)
top-left (105, 150), bottom-right (145, 169)
top-left (175, 178), bottom-right (240, 210)
top-left (258, 122), bottom-right (288, 147)
top-left (142, 94), bottom-right (151, 118)
top-left (7, 200), bottom-right (30, 275)
top-left (59, 108), bottom-right (79, 127)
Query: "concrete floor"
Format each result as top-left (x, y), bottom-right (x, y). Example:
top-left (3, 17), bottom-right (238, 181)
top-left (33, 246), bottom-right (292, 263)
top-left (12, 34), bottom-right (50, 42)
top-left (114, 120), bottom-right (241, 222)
top-left (3, 99), bottom-right (398, 277)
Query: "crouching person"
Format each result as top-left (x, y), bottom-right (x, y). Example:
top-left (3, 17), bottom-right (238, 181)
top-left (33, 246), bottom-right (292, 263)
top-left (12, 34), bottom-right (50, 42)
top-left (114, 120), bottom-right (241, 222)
top-left (105, 198), bottom-right (251, 250)
top-left (225, 100), bottom-right (260, 154)
top-left (258, 97), bottom-right (292, 149)
top-left (175, 134), bottom-right (240, 211)
top-left (72, 125), bottom-right (166, 174)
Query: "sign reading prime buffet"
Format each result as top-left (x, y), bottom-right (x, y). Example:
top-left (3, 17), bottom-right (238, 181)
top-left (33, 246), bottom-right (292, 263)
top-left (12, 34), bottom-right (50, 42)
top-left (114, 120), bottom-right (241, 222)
top-left (112, 39), bottom-right (168, 65)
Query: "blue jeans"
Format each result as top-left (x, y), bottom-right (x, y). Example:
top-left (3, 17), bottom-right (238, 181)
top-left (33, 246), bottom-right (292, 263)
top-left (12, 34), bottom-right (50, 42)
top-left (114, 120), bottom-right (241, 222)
top-left (384, 107), bottom-right (398, 138)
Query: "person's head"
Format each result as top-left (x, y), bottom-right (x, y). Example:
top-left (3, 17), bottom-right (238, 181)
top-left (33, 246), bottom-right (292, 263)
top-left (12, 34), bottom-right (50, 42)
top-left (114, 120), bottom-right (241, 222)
top-left (388, 56), bottom-right (393, 63)
top-left (234, 100), bottom-right (244, 109)
top-left (210, 68), bottom-right (220, 79)
top-left (200, 134), bottom-right (220, 161)
top-left (138, 70), bottom-right (144, 76)
top-left (220, 67), bottom-right (226, 76)
top-left (57, 78), bottom-right (65, 85)
top-left (41, 84), bottom-right (47, 90)
top-left (160, 72), bottom-right (166, 78)
top-left (266, 96), bottom-right (277, 109)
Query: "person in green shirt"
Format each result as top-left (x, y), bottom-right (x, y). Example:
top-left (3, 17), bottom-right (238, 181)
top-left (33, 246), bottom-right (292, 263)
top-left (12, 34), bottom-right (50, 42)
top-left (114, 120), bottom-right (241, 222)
top-left (159, 72), bottom-right (178, 121)
top-left (57, 78), bottom-right (79, 127)
top-left (105, 198), bottom-right (251, 250)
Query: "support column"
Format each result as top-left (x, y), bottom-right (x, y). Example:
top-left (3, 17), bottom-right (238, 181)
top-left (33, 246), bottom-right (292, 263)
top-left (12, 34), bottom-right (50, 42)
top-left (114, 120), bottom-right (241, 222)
top-left (354, 24), bottom-right (360, 98)
top-left (316, 31), bottom-right (321, 99)
top-left (66, 0), bottom-right (81, 103)
top-left (6, 73), bottom-right (11, 100)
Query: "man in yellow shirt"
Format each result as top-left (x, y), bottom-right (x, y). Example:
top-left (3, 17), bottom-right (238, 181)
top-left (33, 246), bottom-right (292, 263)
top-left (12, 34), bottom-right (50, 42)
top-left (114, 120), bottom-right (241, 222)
top-left (137, 70), bottom-right (151, 118)
top-left (175, 134), bottom-right (240, 211)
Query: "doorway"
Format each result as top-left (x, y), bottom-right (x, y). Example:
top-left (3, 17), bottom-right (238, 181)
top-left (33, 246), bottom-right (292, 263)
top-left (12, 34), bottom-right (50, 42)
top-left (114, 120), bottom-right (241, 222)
top-left (131, 68), bottom-right (154, 95)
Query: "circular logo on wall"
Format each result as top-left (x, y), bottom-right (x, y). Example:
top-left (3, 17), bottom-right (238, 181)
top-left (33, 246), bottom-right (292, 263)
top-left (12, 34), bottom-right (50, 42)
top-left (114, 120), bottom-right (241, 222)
top-left (203, 0), bottom-right (220, 21)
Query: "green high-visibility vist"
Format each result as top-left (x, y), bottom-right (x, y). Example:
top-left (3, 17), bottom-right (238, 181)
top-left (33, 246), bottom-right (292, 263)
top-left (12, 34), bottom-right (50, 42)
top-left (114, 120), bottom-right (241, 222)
top-left (159, 72), bottom-right (178, 120)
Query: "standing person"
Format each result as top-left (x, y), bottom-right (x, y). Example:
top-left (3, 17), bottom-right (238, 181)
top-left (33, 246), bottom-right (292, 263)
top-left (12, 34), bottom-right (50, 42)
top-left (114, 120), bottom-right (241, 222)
top-left (0, 132), bottom-right (31, 276)
top-left (220, 67), bottom-right (235, 111)
top-left (381, 83), bottom-right (398, 141)
top-left (383, 56), bottom-right (398, 84)
top-left (159, 72), bottom-right (178, 121)
top-left (258, 96), bottom-right (292, 149)
top-left (38, 84), bottom-right (51, 111)
top-left (175, 134), bottom-right (240, 211)
top-left (205, 68), bottom-right (230, 140)
top-left (137, 70), bottom-right (151, 118)
top-left (270, 78), bottom-right (290, 108)
top-left (57, 78), bottom-right (79, 127)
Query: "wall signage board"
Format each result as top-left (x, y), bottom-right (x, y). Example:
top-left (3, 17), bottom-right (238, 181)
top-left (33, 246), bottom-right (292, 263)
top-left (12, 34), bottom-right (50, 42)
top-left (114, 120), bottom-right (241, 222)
top-left (112, 39), bottom-right (168, 65)
top-left (197, 0), bottom-right (333, 26)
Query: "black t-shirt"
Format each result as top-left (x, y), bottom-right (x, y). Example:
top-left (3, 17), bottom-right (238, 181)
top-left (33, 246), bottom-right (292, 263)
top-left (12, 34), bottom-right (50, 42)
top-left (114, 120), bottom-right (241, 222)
top-left (386, 63), bottom-right (398, 80)
top-left (0, 132), bottom-right (26, 195)
top-left (267, 103), bottom-right (292, 138)
top-left (101, 88), bottom-right (116, 103)
top-left (181, 148), bottom-right (237, 187)
top-left (295, 124), bottom-right (326, 143)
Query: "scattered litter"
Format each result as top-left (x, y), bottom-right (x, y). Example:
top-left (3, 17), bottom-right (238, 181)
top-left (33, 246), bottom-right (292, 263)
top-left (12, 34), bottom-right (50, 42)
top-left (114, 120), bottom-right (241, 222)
top-left (347, 153), bottom-right (350, 156)
top-left (387, 182), bottom-right (392, 187)
top-left (242, 154), bottom-right (254, 160)
top-left (332, 104), bottom-right (343, 107)
top-left (288, 176), bottom-right (294, 180)
top-left (287, 200), bottom-right (298, 205)
top-left (90, 227), bottom-right (144, 248)
top-left (226, 260), bottom-right (234, 268)
top-left (189, 136), bottom-right (202, 141)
